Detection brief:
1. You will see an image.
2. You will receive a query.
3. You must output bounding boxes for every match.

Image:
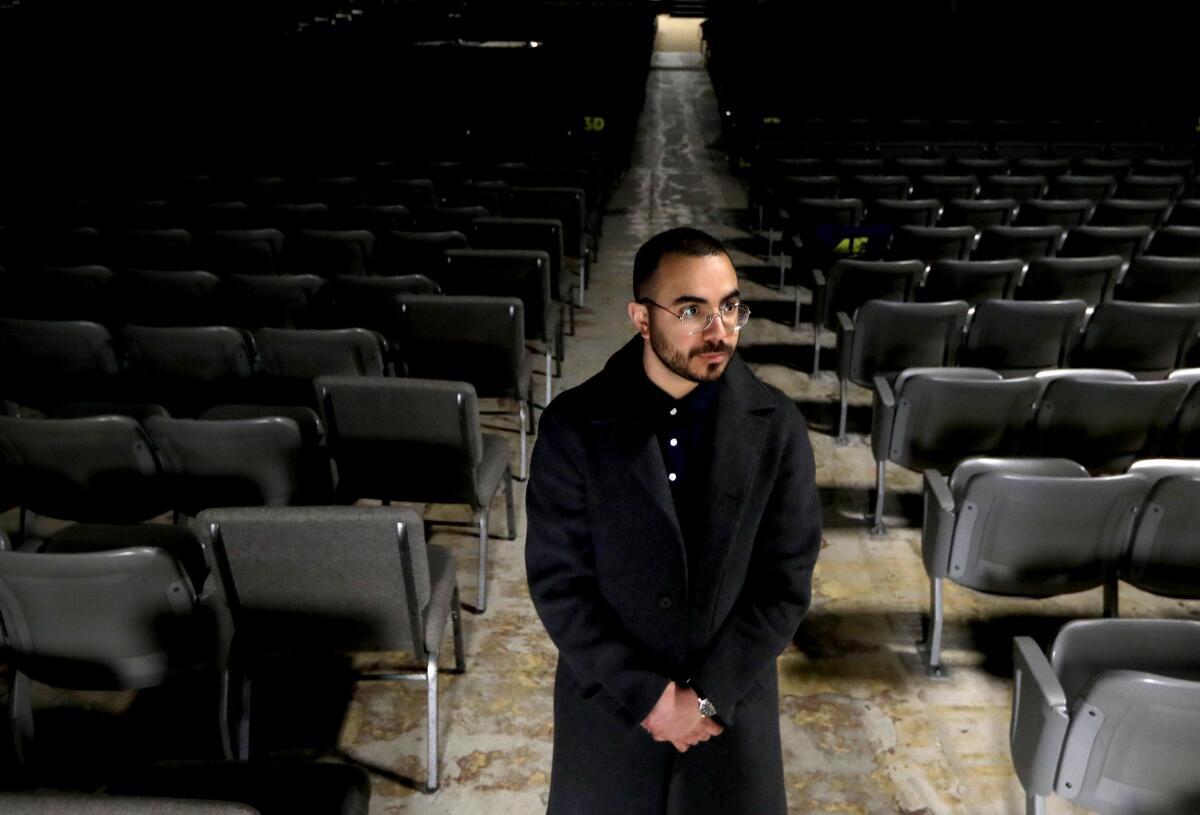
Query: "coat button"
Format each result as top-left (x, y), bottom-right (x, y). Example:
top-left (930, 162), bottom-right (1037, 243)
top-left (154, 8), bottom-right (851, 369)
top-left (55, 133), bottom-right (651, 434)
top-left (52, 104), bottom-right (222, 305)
top-left (658, 595), bottom-right (673, 610)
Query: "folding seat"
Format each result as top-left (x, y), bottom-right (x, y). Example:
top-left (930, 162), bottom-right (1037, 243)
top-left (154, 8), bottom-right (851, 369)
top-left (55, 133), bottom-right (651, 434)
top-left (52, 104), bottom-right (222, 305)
top-left (116, 199), bottom-right (175, 229)
top-left (953, 156), bottom-right (1009, 176)
top-left (261, 202), bottom-right (331, 231)
top-left (870, 369), bottom-right (1041, 533)
top-left (810, 258), bottom-right (924, 377)
top-left (1138, 157), bottom-right (1195, 177)
top-left (4, 262), bottom-right (116, 323)
top-left (1013, 156), bottom-right (1072, 176)
top-left (959, 299), bottom-right (1087, 375)
top-left (283, 229), bottom-right (374, 278)
top-left (321, 275), bottom-right (441, 339)
top-left (842, 174), bottom-right (911, 203)
top-left (912, 175), bottom-right (978, 201)
top-left (1016, 255), bottom-right (1123, 305)
top-left (1168, 375), bottom-right (1200, 456)
top-left (315, 377), bottom-right (515, 613)
top-left (1167, 199), bottom-right (1200, 226)
top-left (834, 299), bottom-right (968, 443)
top-left (921, 460), bottom-right (1145, 674)
top-left (1011, 619), bottom-right (1200, 815)
top-left (1145, 225), bottom-right (1200, 258)
top-left (1059, 225), bottom-right (1151, 264)
top-left (887, 225), bottom-right (975, 264)
top-left (1014, 199), bottom-right (1094, 229)
top-left (893, 156), bottom-right (948, 175)
top-left (501, 186), bottom-right (589, 301)
top-left (1118, 459), bottom-right (1200, 608)
top-left (225, 274), bottom-right (327, 330)
top-left (1089, 198), bottom-right (1171, 228)
top-left (0, 415), bottom-right (170, 537)
top-left (831, 157), bottom-right (886, 176)
top-left (0, 317), bottom-right (122, 410)
top-left (863, 198), bottom-right (940, 227)
top-left (1048, 174), bottom-right (1117, 201)
top-left (917, 259), bottom-right (1023, 305)
top-left (328, 203), bottom-right (412, 237)
top-left (373, 230), bottom-right (469, 278)
top-left (120, 325), bottom-right (257, 417)
top-left (396, 295), bottom-right (534, 478)
top-left (981, 174), bottom-right (1048, 202)
top-left (195, 229), bottom-right (286, 277)
top-left (1076, 156), bottom-right (1133, 177)
top-left (413, 205), bottom-right (490, 234)
top-left (145, 416), bottom-right (308, 517)
top-left (471, 215), bottom-right (578, 311)
top-left (254, 325), bottom-right (388, 407)
top-left (198, 506), bottom-right (461, 790)
top-left (185, 201), bottom-right (255, 231)
top-left (441, 248), bottom-right (564, 404)
top-left (1113, 256), bottom-right (1200, 303)
top-left (367, 178), bottom-right (438, 210)
top-left (1117, 174), bottom-right (1186, 201)
top-left (306, 176), bottom-right (364, 206)
top-left (0, 531), bottom-right (232, 766)
top-left (114, 228), bottom-right (195, 271)
top-left (974, 224), bottom-right (1064, 262)
top-left (1069, 301), bottom-right (1200, 378)
top-left (938, 198), bottom-right (1016, 230)
top-left (441, 180), bottom-right (509, 212)
top-left (1028, 374), bottom-right (1188, 471)
top-left (120, 269), bottom-right (227, 327)
top-left (782, 197), bottom-right (867, 293)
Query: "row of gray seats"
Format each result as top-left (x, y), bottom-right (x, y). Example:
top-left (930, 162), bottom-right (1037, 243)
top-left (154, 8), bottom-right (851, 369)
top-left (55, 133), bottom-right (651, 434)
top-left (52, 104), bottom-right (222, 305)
top-left (0, 374), bottom-right (516, 612)
top-left (920, 456), bottom-right (1200, 674)
top-left (870, 368), bottom-right (1200, 533)
top-left (0, 506), bottom-right (457, 792)
top-left (836, 298), bottom-right (1200, 441)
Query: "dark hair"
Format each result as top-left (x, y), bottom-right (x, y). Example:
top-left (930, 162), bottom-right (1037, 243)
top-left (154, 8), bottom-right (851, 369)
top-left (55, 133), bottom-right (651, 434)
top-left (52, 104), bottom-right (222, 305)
top-left (632, 227), bottom-right (728, 299)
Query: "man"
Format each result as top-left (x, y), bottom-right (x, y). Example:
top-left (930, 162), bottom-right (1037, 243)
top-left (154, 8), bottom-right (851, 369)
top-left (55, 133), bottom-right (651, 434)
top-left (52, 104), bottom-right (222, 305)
top-left (525, 227), bottom-right (822, 814)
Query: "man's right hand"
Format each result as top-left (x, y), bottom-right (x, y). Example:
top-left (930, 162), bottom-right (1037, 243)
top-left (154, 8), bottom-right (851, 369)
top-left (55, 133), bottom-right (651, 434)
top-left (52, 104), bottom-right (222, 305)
top-left (641, 681), bottom-right (724, 752)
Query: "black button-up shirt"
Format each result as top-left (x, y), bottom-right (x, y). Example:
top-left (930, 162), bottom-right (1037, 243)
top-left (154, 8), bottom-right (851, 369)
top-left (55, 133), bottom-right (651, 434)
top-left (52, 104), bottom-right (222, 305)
top-left (637, 368), bottom-right (720, 569)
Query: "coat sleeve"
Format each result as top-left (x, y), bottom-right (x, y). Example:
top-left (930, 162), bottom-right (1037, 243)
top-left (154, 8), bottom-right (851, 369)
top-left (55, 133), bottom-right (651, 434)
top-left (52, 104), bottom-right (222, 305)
top-left (691, 401), bottom-right (821, 725)
top-left (525, 403), bottom-right (672, 726)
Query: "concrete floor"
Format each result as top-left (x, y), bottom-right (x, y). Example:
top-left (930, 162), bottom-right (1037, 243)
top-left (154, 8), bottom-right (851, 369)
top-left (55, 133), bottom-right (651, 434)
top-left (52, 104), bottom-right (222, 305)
top-left (7, 48), bottom-right (1198, 815)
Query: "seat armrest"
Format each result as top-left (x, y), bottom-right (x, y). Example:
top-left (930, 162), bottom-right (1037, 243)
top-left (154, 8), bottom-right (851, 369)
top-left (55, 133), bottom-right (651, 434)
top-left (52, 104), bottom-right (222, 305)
top-left (836, 312), bottom-right (855, 380)
top-left (1010, 636), bottom-right (1069, 797)
top-left (870, 375), bottom-right (897, 462)
top-left (921, 469), bottom-right (957, 578)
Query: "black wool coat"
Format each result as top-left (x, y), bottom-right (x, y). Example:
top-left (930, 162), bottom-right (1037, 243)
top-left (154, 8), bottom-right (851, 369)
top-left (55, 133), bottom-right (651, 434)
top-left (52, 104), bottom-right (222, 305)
top-left (525, 335), bottom-right (822, 734)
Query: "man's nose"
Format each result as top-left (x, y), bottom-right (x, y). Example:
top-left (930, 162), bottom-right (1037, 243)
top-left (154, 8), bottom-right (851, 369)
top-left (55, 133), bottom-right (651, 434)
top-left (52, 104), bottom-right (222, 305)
top-left (704, 311), bottom-right (729, 337)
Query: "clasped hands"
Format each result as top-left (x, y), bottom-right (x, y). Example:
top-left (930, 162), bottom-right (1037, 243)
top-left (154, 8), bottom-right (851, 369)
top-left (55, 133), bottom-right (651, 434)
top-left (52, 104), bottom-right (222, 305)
top-left (640, 681), bottom-right (723, 752)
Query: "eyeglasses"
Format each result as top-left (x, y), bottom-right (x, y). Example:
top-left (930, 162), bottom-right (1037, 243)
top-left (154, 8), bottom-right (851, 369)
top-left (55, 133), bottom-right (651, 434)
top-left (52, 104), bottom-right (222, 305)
top-left (638, 298), bottom-right (751, 336)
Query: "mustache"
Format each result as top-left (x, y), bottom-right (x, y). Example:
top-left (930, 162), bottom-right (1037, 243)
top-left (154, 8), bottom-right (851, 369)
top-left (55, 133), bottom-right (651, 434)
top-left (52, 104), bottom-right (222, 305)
top-left (691, 341), bottom-right (733, 358)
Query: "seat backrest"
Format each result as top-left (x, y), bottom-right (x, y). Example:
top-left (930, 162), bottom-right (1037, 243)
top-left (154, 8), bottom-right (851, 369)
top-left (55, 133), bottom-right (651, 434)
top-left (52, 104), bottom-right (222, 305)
top-left (878, 371), bottom-right (1040, 469)
top-left (913, 175), bottom-right (980, 202)
top-left (961, 299), bottom-right (1087, 375)
top-left (470, 217), bottom-right (564, 279)
top-left (1060, 225), bottom-right (1152, 261)
top-left (889, 225), bottom-right (975, 262)
top-left (374, 230), bottom-right (468, 278)
top-left (324, 275), bottom-right (441, 335)
top-left (982, 174), bottom-right (1048, 202)
top-left (396, 295), bottom-right (525, 396)
top-left (285, 229), bottom-right (375, 278)
top-left (975, 225), bottom-right (1064, 261)
top-left (121, 269), bottom-right (225, 328)
top-left (441, 248), bottom-right (553, 331)
top-left (1014, 199), bottom-right (1093, 229)
top-left (1031, 378), bottom-right (1189, 471)
top-left (845, 299), bottom-right (968, 386)
top-left (938, 197), bottom-right (1015, 229)
top-left (146, 416), bottom-right (305, 516)
top-left (196, 229), bottom-right (285, 277)
top-left (1048, 174), bottom-right (1117, 201)
top-left (502, 186), bottom-right (587, 258)
top-left (1146, 225), bottom-right (1200, 259)
top-left (1072, 301), bottom-right (1200, 377)
top-left (823, 259), bottom-right (924, 327)
top-left (945, 470), bottom-right (1144, 595)
top-left (1090, 198), bottom-right (1171, 229)
top-left (0, 414), bottom-right (168, 523)
top-left (255, 327), bottom-right (385, 379)
top-left (121, 325), bottom-right (255, 381)
top-left (0, 317), bottom-right (120, 408)
top-left (1168, 199), bottom-right (1200, 227)
top-left (919, 259), bottom-right (1023, 305)
top-left (199, 505), bottom-right (429, 655)
top-left (1123, 472), bottom-right (1200, 598)
top-left (1018, 255), bottom-right (1123, 305)
top-left (225, 274), bottom-right (327, 330)
top-left (1051, 618), bottom-right (1200, 706)
top-left (1117, 173), bottom-right (1185, 200)
top-left (863, 198), bottom-right (940, 228)
top-left (316, 376), bottom-right (482, 505)
top-left (0, 546), bottom-right (201, 688)
top-left (1114, 256), bottom-right (1200, 304)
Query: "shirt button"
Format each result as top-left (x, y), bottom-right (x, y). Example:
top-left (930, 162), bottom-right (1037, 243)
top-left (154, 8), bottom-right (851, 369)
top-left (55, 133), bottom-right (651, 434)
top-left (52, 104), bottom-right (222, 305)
top-left (669, 408), bottom-right (677, 416)
top-left (658, 595), bottom-right (673, 609)
top-left (669, 438), bottom-right (678, 447)
top-left (668, 473), bottom-right (677, 482)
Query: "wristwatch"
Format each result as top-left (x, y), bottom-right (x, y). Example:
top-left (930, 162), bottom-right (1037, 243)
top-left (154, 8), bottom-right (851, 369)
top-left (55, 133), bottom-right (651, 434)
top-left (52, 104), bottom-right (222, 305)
top-left (697, 696), bottom-right (717, 718)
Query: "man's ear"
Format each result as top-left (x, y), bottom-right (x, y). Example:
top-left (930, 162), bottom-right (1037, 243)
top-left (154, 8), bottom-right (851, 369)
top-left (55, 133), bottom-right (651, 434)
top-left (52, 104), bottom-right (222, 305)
top-left (628, 300), bottom-right (651, 339)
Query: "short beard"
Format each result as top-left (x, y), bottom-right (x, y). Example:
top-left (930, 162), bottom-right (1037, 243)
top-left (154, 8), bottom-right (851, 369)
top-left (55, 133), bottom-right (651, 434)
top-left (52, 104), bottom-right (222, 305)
top-left (649, 324), bottom-right (733, 384)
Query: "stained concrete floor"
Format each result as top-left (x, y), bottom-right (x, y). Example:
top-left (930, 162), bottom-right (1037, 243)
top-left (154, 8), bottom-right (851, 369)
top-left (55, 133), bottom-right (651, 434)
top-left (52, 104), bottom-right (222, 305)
top-left (6, 50), bottom-right (1199, 815)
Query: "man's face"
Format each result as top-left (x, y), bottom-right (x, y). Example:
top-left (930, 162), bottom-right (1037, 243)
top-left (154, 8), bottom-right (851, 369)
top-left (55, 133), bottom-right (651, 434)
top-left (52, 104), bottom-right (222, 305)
top-left (637, 251), bottom-right (741, 384)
